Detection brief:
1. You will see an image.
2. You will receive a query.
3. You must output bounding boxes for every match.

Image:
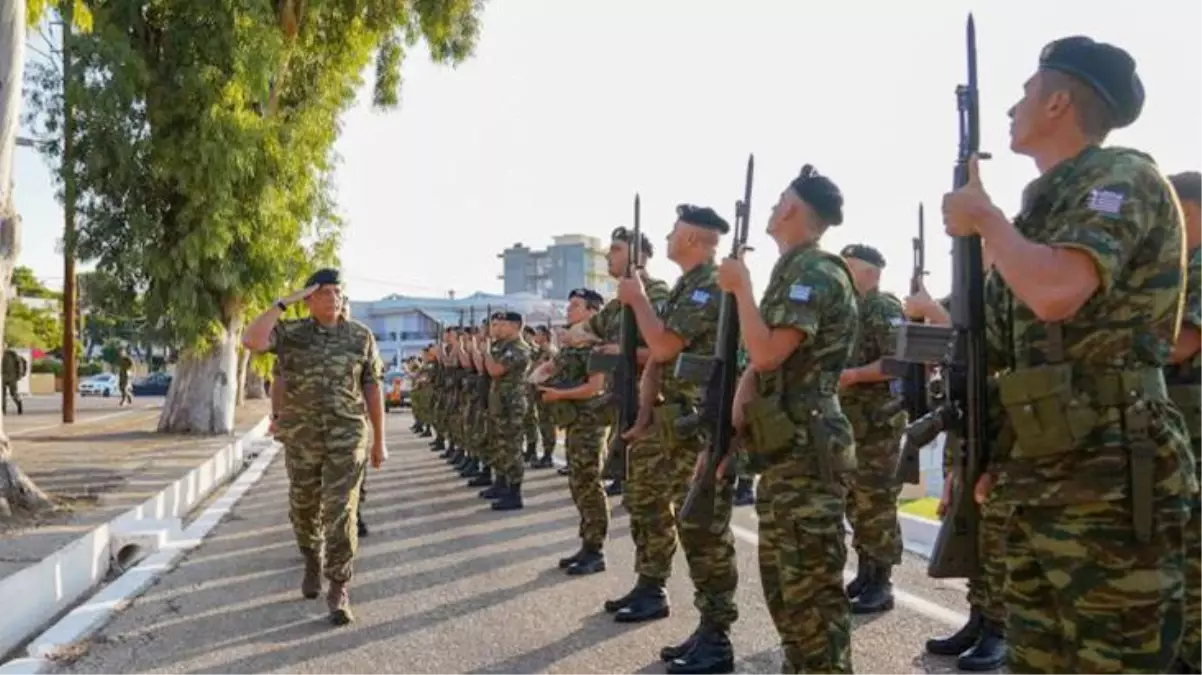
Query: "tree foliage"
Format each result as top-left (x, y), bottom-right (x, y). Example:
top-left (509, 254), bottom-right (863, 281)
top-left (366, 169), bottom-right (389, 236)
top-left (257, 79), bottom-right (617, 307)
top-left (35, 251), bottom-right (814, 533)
top-left (24, 0), bottom-right (484, 356)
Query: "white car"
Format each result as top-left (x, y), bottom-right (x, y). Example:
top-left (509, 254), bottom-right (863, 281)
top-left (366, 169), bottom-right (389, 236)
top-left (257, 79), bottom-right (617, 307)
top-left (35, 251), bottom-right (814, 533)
top-left (79, 373), bottom-right (119, 397)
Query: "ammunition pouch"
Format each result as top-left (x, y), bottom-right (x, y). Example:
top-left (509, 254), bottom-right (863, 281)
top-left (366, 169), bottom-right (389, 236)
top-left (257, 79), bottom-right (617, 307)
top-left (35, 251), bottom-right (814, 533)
top-left (1169, 384), bottom-right (1201, 442)
top-left (654, 403), bottom-right (686, 447)
top-left (550, 400), bottom-right (579, 427)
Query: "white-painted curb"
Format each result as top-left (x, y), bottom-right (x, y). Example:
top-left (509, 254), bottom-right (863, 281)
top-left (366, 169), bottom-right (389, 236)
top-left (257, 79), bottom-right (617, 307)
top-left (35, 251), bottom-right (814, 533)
top-left (0, 416), bottom-right (274, 670)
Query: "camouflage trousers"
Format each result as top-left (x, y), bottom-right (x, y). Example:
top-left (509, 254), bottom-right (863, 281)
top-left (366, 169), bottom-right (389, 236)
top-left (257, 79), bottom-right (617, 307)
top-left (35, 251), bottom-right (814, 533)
top-left (1181, 491), bottom-right (1201, 671)
top-left (623, 427), bottom-right (738, 629)
top-left (843, 432), bottom-right (902, 566)
top-left (282, 434), bottom-right (368, 583)
top-left (565, 419), bottom-right (609, 549)
top-left (967, 497), bottom-right (1009, 624)
top-left (535, 401), bottom-right (558, 455)
top-left (757, 460), bottom-right (852, 674)
top-left (521, 389), bottom-right (538, 447)
top-left (491, 400), bottom-right (528, 484)
top-left (470, 401), bottom-right (491, 463)
top-left (1004, 497), bottom-right (1188, 674)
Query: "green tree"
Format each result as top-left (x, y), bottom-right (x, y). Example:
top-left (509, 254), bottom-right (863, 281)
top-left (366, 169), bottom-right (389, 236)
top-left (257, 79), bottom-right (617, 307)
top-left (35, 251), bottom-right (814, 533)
top-left (26, 0), bottom-right (483, 434)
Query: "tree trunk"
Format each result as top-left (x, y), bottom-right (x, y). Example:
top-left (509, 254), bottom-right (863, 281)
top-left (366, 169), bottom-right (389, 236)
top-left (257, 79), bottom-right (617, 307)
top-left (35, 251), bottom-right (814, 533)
top-left (244, 367), bottom-right (265, 400)
top-left (156, 319), bottom-right (242, 434)
top-left (235, 346), bottom-right (249, 405)
top-left (0, 0), bottom-right (53, 518)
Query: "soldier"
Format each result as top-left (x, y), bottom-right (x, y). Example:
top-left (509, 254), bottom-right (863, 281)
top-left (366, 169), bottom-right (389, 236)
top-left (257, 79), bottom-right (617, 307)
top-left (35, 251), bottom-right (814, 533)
top-left (521, 325), bottom-right (542, 465)
top-left (608, 204), bottom-right (737, 675)
top-left (903, 286), bottom-right (1008, 672)
top-left (456, 325), bottom-right (486, 481)
top-left (242, 267), bottom-right (386, 626)
top-left (117, 349), bottom-right (135, 406)
top-left (1, 347), bottom-right (26, 415)
top-left (564, 226), bottom-right (671, 495)
top-left (1167, 170), bottom-right (1201, 675)
top-left (535, 288), bottom-right (609, 574)
top-left (945, 37), bottom-right (1193, 673)
top-left (529, 325), bottom-right (559, 469)
top-left (718, 165), bottom-right (858, 674)
top-left (836, 243), bottom-right (907, 615)
top-left (485, 310), bottom-right (533, 511)
top-left (731, 344), bottom-right (755, 507)
top-left (467, 320), bottom-right (498, 493)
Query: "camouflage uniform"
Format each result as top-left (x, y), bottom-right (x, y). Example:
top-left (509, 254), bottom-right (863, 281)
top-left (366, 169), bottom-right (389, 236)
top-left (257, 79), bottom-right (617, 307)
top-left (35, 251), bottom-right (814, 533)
top-left (746, 244), bottom-right (858, 674)
top-left (587, 273), bottom-right (672, 482)
top-left (1, 348), bottom-right (25, 415)
top-left (466, 351), bottom-right (494, 485)
top-left (489, 336), bottom-right (532, 505)
top-left (986, 147), bottom-right (1196, 674)
top-left (553, 345), bottom-right (611, 554)
top-left (270, 317), bottom-right (382, 587)
top-left (840, 288), bottom-right (906, 610)
top-left (1168, 245), bottom-right (1201, 672)
top-left (526, 341), bottom-right (559, 462)
top-left (618, 262), bottom-right (738, 629)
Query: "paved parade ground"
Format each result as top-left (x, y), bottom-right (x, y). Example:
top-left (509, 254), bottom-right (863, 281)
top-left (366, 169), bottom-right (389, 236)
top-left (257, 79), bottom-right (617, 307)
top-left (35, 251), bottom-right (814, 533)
top-left (42, 412), bottom-right (991, 675)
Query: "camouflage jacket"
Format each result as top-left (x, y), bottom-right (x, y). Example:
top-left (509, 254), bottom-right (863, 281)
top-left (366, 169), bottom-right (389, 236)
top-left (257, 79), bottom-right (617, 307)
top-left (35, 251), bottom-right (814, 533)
top-left (552, 345), bottom-right (605, 424)
top-left (118, 356), bottom-right (134, 382)
top-left (270, 317), bottom-right (382, 426)
top-left (840, 287), bottom-right (904, 436)
top-left (489, 336), bottom-right (531, 412)
top-left (984, 145), bottom-right (1195, 504)
top-left (1168, 245), bottom-right (1202, 385)
top-left (758, 243), bottom-right (859, 469)
top-left (657, 261), bottom-right (720, 405)
top-left (587, 271), bottom-right (672, 343)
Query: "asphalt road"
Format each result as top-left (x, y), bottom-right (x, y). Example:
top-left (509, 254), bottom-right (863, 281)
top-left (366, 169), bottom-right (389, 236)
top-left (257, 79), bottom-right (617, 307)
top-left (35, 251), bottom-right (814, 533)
top-left (55, 412), bottom-right (991, 675)
top-left (3, 394), bottom-right (166, 437)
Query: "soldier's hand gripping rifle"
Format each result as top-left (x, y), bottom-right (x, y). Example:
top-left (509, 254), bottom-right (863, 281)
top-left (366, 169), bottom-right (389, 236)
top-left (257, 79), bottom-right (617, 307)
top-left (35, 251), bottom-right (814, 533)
top-left (590, 194), bottom-right (644, 477)
top-left (888, 15), bottom-right (990, 579)
top-left (881, 203), bottom-right (931, 485)
top-left (675, 154), bottom-right (754, 526)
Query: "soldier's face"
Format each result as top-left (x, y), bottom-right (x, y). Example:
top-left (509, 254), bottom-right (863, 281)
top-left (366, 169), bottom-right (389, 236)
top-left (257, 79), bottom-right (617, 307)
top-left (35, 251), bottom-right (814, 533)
top-left (1008, 73), bottom-right (1062, 156)
top-left (842, 258), bottom-right (878, 294)
top-left (304, 284), bottom-right (342, 320)
top-left (607, 241), bottom-right (628, 277)
top-left (566, 297), bottom-right (590, 325)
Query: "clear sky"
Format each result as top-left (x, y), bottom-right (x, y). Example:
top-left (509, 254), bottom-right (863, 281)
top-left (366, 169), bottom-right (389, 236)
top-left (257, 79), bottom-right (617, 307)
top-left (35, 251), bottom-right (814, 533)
top-left (12, 0), bottom-right (1201, 304)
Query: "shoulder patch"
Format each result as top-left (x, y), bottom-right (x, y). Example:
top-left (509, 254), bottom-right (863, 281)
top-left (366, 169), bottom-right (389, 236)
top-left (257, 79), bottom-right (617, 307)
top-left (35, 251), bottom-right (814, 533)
top-left (1086, 188), bottom-right (1126, 217)
top-left (690, 289), bottom-right (711, 305)
top-left (788, 284), bottom-right (812, 303)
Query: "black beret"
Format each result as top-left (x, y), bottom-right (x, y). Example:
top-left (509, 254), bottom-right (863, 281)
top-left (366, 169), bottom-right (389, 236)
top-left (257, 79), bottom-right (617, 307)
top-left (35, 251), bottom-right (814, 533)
top-left (610, 226), bottom-right (655, 258)
top-left (535, 325), bottom-right (551, 335)
top-left (840, 244), bottom-right (886, 268)
top-left (522, 325), bottom-right (536, 335)
top-left (304, 267), bottom-right (341, 287)
top-left (1169, 171), bottom-right (1202, 205)
top-left (676, 204), bottom-right (730, 234)
top-left (789, 165), bottom-right (844, 226)
top-left (490, 310), bottom-right (523, 324)
top-left (568, 287), bottom-right (604, 307)
top-left (1038, 36), bottom-right (1144, 129)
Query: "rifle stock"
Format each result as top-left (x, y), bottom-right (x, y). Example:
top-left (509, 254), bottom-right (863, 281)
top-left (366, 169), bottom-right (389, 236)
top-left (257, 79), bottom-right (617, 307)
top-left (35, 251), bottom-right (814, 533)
top-left (677, 154), bottom-right (754, 527)
top-left (890, 15), bottom-right (990, 579)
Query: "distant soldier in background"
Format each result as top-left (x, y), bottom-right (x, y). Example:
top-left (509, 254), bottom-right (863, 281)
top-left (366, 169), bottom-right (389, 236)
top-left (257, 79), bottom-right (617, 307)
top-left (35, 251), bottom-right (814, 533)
top-left (117, 348), bottom-right (135, 406)
top-left (242, 268), bottom-right (386, 625)
top-left (527, 325), bottom-right (559, 469)
top-left (2, 347), bottom-right (27, 415)
top-left (484, 310), bottom-right (533, 511)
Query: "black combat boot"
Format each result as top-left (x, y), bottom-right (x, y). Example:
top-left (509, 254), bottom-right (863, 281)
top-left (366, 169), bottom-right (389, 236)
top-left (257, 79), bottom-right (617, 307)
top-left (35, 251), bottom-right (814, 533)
top-left (660, 620), bottom-right (704, 661)
top-left (557, 465), bottom-right (571, 476)
top-left (467, 465), bottom-right (493, 488)
top-left (448, 448), bottom-right (466, 466)
top-left (926, 607), bottom-right (983, 655)
top-left (665, 623), bottom-right (735, 675)
top-left (459, 458), bottom-right (481, 478)
top-left (850, 563), bottom-right (894, 614)
top-left (533, 453), bottom-right (555, 469)
top-left (558, 547), bottom-right (587, 569)
top-left (523, 441), bottom-right (538, 464)
top-left (410, 421), bottom-right (422, 432)
top-left (420, 427), bottom-right (433, 437)
top-left (956, 618), bottom-right (1006, 671)
top-left (845, 558), bottom-right (873, 599)
top-left (613, 580), bottom-right (670, 623)
top-left (430, 436), bottom-right (444, 449)
top-left (356, 511), bottom-right (369, 538)
top-left (479, 477), bottom-right (506, 499)
top-left (491, 481), bottom-right (524, 511)
top-left (604, 582), bottom-right (641, 613)
top-left (566, 546), bottom-right (606, 576)
top-left (732, 477), bottom-right (754, 506)
top-left (605, 479), bottom-right (623, 496)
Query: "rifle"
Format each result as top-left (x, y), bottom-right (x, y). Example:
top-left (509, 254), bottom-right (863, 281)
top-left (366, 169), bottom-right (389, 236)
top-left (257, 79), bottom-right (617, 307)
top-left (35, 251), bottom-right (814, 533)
top-left (675, 154), bottom-right (754, 526)
top-left (888, 15), bottom-right (990, 579)
top-left (589, 194), bottom-right (643, 479)
top-left (881, 203), bottom-right (931, 485)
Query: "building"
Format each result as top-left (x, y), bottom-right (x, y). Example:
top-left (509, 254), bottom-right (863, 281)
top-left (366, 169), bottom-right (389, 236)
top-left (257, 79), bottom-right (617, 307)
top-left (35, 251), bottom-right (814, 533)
top-left (497, 234), bottom-right (616, 300)
top-left (349, 291), bottom-right (571, 368)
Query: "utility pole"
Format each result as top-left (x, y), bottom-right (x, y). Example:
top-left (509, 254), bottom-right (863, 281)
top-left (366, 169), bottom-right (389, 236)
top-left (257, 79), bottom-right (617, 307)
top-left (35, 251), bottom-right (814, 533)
top-left (60, 1), bottom-right (77, 423)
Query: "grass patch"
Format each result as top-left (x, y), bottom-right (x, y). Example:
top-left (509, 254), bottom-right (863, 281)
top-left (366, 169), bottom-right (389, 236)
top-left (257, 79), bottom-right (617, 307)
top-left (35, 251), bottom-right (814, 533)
top-left (898, 497), bottom-right (940, 521)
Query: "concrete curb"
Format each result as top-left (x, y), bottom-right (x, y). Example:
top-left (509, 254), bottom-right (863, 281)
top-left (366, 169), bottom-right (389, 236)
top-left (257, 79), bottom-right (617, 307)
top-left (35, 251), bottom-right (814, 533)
top-left (0, 416), bottom-right (274, 670)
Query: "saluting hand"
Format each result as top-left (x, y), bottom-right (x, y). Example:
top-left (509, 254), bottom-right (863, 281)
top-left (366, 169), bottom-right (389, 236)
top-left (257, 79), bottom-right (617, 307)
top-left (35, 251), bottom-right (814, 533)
top-left (280, 284), bottom-right (319, 306)
top-left (942, 155), bottom-right (1002, 237)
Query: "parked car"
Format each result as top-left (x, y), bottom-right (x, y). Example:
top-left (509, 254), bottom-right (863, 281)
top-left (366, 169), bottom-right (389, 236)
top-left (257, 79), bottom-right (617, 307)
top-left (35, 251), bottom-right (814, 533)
top-left (383, 371), bottom-right (410, 411)
top-left (79, 373), bottom-right (119, 397)
top-left (132, 371), bottom-right (172, 397)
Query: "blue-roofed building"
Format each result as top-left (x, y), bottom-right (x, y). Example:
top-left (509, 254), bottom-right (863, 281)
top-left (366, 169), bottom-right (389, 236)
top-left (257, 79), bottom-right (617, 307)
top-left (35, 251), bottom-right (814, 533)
top-left (349, 291), bottom-right (572, 367)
